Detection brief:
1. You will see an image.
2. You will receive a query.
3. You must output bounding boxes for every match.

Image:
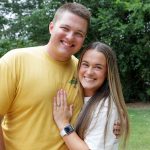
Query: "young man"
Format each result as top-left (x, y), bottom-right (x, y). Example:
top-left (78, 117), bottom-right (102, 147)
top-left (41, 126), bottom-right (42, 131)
top-left (0, 3), bottom-right (90, 150)
top-left (0, 2), bottom-right (120, 150)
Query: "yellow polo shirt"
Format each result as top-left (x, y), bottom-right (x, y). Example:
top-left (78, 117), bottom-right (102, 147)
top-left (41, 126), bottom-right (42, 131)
top-left (0, 46), bottom-right (83, 150)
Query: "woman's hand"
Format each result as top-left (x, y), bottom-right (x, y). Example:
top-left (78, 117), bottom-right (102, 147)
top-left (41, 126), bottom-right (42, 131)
top-left (53, 89), bottom-right (73, 130)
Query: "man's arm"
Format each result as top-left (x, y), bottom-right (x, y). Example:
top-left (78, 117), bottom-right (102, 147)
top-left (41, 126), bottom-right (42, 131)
top-left (0, 116), bottom-right (5, 150)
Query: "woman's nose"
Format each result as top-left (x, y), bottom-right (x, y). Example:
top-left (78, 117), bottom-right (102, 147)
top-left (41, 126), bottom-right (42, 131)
top-left (86, 67), bottom-right (93, 75)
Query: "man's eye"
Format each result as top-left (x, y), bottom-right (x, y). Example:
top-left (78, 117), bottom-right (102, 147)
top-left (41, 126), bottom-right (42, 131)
top-left (61, 27), bottom-right (68, 31)
top-left (75, 32), bottom-right (84, 37)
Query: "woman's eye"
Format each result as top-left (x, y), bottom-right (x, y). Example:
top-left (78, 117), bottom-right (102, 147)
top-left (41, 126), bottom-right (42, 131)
top-left (81, 63), bottom-right (88, 67)
top-left (95, 66), bottom-right (102, 70)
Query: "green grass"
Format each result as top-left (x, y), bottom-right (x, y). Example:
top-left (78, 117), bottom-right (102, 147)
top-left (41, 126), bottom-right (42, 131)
top-left (126, 107), bottom-right (150, 150)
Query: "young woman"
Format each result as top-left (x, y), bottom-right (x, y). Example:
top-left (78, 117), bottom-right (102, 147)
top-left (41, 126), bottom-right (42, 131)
top-left (53, 42), bottom-right (129, 150)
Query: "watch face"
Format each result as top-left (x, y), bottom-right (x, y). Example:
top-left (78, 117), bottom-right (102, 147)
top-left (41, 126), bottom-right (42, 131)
top-left (64, 125), bottom-right (74, 134)
top-left (60, 124), bottom-right (74, 136)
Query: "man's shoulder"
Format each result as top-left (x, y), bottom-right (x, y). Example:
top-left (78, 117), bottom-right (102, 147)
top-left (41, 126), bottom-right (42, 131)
top-left (3, 46), bottom-right (44, 58)
top-left (10, 45), bottom-right (44, 54)
top-left (0, 46), bottom-right (46, 64)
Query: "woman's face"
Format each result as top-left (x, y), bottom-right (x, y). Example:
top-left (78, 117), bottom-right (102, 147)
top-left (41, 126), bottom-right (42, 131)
top-left (79, 50), bottom-right (107, 97)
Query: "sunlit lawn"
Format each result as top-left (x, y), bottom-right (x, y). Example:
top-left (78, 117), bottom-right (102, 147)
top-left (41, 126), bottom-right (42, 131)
top-left (126, 107), bottom-right (150, 150)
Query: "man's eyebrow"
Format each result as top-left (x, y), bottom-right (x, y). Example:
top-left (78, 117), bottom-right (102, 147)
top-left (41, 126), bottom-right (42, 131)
top-left (61, 24), bottom-right (86, 35)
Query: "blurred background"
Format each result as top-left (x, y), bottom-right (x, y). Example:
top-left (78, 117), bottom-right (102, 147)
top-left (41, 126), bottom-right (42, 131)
top-left (0, 0), bottom-right (150, 103)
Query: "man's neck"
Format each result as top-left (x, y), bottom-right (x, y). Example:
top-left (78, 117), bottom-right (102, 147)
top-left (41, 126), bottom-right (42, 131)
top-left (45, 43), bottom-right (71, 62)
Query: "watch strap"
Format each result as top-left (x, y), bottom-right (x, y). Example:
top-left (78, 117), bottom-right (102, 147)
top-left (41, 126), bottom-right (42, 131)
top-left (60, 129), bottom-right (67, 137)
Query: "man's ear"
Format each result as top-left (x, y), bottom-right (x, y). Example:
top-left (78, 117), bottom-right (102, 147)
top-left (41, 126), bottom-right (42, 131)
top-left (49, 22), bottom-right (54, 34)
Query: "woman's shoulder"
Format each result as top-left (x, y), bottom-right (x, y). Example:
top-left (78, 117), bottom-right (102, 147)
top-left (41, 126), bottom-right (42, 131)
top-left (103, 97), bottom-right (117, 109)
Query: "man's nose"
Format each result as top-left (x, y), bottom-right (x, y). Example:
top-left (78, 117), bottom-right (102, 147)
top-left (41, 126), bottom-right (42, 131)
top-left (66, 32), bottom-right (74, 40)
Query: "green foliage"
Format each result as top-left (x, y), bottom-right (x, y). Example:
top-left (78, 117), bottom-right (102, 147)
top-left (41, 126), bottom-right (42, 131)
top-left (0, 39), bottom-right (37, 57)
top-left (86, 1), bottom-right (150, 102)
top-left (0, 0), bottom-right (149, 102)
top-left (22, 1), bottom-right (62, 44)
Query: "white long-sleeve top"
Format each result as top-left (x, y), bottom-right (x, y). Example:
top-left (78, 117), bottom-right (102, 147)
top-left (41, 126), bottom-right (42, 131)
top-left (83, 97), bottom-right (119, 150)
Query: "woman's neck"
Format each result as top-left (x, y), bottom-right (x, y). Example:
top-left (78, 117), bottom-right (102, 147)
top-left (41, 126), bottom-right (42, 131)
top-left (84, 90), bottom-right (94, 97)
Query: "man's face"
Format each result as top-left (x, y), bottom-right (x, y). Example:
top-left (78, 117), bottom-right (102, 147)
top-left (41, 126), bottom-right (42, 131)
top-left (49, 11), bottom-right (88, 61)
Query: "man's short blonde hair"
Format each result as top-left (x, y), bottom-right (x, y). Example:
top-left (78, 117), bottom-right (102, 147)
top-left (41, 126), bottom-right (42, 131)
top-left (53, 3), bottom-right (91, 29)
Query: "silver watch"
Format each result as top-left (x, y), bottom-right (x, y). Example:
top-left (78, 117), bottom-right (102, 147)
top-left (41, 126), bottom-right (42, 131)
top-left (60, 124), bottom-right (74, 137)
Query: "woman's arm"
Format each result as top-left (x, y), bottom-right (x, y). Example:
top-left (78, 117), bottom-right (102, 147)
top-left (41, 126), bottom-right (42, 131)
top-left (53, 89), bottom-right (120, 150)
top-left (53, 89), bottom-right (90, 150)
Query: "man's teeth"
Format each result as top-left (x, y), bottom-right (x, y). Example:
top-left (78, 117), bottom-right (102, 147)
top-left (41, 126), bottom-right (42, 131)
top-left (62, 41), bottom-right (72, 47)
